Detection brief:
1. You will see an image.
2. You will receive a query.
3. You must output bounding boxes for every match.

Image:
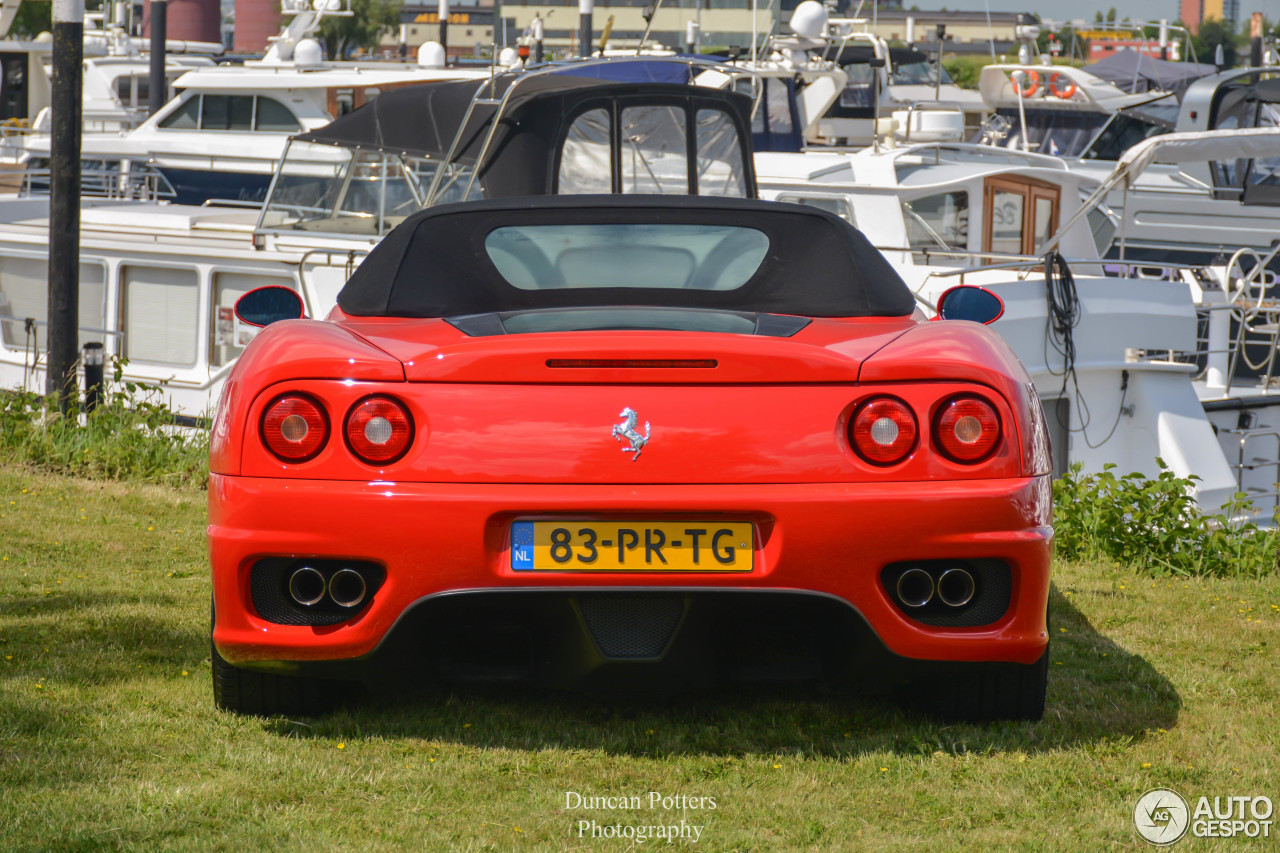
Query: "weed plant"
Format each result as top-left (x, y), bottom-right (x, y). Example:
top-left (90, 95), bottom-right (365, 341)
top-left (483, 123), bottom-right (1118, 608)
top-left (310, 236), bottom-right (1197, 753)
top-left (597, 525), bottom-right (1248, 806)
top-left (1053, 461), bottom-right (1280, 578)
top-left (0, 358), bottom-right (208, 488)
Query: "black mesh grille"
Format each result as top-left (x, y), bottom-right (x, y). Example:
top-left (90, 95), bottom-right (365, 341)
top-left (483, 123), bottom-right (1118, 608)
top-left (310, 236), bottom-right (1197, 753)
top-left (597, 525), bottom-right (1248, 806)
top-left (250, 558), bottom-right (385, 626)
top-left (578, 595), bottom-right (685, 659)
top-left (881, 559), bottom-right (1012, 627)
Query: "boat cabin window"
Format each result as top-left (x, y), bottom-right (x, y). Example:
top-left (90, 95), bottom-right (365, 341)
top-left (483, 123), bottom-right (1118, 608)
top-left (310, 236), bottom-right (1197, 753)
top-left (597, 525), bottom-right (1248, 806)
top-left (159, 95), bottom-right (301, 133)
top-left (1210, 94), bottom-right (1280, 204)
top-left (558, 108), bottom-right (612, 194)
top-left (121, 265), bottom-right (199, 367)
top-left (556, 104), bottom-right (747, 197)
top-left (983, 176), bottom-right (1059, 257)
top-left (621, 106), bottom-right (689, 193)
top-left (776, 194), bottom-right (855, 225)
top-left (211, 272), bottom-right (294, 367)
top-left (1081, 97), bottom-right (1177, 162)
top-left (255, 98), bottom-right (302, 132)
top-left (160, 96), bottom-right (200, 129)
top-left (0, 258), bottom-right (104, 352)
top-left (116, 72), bottom-right (186, 110)
top-left (993, 109), bottom-right (1110, 158)
top-left (0, 53), bottom-right (29, 120)
top-left (891, 60), bottom-right (952, 87)
top-left (696, 109), bottom-right (747, 196)
top-left (903, 191), bottom-right (969, 262)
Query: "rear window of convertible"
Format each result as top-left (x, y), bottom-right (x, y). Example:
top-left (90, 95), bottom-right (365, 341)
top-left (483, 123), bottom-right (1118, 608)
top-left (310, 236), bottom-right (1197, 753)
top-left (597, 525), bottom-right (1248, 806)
top-left (483, 224), bottom-right (770, 291)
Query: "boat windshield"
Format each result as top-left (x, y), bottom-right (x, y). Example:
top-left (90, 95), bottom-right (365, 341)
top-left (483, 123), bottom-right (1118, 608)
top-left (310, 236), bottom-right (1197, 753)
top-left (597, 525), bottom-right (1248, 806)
top-left (258, 142), bottom-right (479, 236)
top-left (891, 60), bottom-right (953, 87)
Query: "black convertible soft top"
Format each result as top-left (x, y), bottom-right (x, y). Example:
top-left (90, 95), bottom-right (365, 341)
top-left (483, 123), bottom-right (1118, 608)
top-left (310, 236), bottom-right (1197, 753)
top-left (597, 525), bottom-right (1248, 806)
top-left (337, 195), bottom-right (915, 319)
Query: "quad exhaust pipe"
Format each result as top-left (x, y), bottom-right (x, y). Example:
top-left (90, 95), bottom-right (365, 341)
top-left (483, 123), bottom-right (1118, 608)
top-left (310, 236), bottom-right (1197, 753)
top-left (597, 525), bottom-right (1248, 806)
top-left (894, 566), bottom-right (976, 609)
top-left (288, 566), bottom-right (326, 606)
top-left (896, 568), bottom-right (935, 608)
top-left (936, 568), bottom-right (975, 607)
top-left (287, 566), bottom-right (368, 608)
top-left (328, 568), bottom-right (368, 608)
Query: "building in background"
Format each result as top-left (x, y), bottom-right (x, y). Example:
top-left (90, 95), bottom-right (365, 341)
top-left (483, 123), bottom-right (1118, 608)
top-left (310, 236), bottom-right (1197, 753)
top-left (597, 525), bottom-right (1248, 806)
top-left (1180, 0), bottom-right (1239, 35)
top-left (145, 0), bottom-right (222, 44)
top-left (378, 4), bottom-right (496, 59)
top-left (233, 0), bottom-right (280, 52)
top-left (230, 0), bottom-right (1031, 60)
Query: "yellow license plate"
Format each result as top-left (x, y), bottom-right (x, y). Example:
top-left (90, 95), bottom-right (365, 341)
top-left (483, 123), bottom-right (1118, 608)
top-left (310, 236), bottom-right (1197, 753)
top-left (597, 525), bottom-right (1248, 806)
top-left (510, 521), bottom-right (753, 571)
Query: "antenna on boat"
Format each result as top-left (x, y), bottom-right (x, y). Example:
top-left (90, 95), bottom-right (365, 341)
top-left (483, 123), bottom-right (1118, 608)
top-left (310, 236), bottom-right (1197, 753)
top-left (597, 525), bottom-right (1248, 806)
top-left (982, 0), bottom-right (996, 63)
top-left (636, 0), bottom-right (664, 55)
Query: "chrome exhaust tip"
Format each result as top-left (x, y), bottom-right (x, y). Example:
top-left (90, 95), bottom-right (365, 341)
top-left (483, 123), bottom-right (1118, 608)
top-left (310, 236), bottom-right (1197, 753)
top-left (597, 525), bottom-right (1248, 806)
top-left (288, 566), bottom-right (326, 607)
top-left (328, 568), bottom-right (367, 608)
top-left (896, 568), bottom-right (935, 608)
top-left (936, 568), bottom-right (976, 607)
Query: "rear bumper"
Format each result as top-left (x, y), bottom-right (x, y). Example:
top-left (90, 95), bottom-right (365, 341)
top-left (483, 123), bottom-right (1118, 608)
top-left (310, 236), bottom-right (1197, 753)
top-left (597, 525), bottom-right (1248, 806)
top-left (209, 474), bottom-right (1052, 678)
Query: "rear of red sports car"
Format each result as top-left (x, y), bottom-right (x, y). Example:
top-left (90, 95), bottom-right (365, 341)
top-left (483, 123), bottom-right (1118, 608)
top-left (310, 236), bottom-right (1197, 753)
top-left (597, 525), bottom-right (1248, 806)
top-left (209, 196), bottom-right (1053, 720)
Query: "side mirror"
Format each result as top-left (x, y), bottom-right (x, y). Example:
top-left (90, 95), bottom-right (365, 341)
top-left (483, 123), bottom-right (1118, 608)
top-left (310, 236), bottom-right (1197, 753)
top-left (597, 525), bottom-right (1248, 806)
top-left (235, 286), bottom-right (306, 327)
top-left (935, 285), bottom-right (1004, 325)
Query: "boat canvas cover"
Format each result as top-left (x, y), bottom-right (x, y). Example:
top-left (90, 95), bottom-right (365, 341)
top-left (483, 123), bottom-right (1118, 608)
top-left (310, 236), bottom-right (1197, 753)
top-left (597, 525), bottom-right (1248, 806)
top-left (293, 73), bottom-right (620, 161)
top-left (1117, 126), bottom-right (1280, 176)
top-left (337, 195), bottom-right (915, 319)
top-left (1082, 49), bottom-right (1217, 96)
top-left (293, 62), bottom-right (725, 163)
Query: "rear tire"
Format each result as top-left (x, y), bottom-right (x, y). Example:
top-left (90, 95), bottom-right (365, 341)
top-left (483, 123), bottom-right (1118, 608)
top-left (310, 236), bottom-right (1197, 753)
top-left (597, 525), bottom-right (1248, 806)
top-left (211, 603), bottom-right (341, 716)
top-left (211, 640), bottom-right (342, 716)
top-left (910, 648), bottom-right (1048, 722)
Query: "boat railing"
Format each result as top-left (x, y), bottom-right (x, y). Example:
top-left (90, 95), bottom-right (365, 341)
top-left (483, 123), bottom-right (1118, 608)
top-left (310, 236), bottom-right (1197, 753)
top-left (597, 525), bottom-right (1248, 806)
top-left (20, 165), bottom-right (176, 202)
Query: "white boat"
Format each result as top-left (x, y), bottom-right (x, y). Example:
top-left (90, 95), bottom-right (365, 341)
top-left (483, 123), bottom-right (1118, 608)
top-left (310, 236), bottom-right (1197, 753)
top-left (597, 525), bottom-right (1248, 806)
top-left (0, 63), bottom-right (756, 415)
top-left (0, 0), bottom-right (218, 156)
top-left (12, 0), bottom-right (497, 205)
top-left (755, 138), bottom-right (1280, 517)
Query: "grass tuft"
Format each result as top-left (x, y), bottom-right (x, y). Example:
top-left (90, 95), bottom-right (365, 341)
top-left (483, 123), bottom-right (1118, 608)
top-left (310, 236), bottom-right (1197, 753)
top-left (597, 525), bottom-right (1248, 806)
top-left (0, 359), bottom-right (208, 489)
top-left (1054, 461), bottom-right (1280, 579)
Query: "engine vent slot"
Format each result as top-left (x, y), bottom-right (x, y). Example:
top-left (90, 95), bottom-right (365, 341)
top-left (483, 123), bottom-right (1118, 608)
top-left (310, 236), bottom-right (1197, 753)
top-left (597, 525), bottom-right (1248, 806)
top-left (577, 594), bottom-right (685, 659)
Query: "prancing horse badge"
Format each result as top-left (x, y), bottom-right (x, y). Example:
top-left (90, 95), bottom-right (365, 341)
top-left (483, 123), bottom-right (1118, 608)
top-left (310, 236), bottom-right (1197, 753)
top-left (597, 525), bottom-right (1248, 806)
top-left (612, 407), bottom-right (651, 460)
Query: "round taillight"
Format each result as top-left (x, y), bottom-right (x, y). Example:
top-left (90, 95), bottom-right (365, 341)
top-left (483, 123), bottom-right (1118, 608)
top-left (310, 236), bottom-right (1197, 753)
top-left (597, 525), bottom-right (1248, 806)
top-left (850, 397), bottom-right (918, 465)
top-left (345, 396), bottom-right (413, 464)
top-left (935, 395), bottom-right (1001, 462)
top-left (261, 394), bottom-right (328, 462)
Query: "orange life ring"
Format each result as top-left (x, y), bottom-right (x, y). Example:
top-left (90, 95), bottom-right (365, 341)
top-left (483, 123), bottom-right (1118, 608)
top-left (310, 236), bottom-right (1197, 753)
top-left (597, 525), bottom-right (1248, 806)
top-left (1048, 73), bottom-right (1077, 99)
top-left (1013, 70), bottom-right (1040, 98)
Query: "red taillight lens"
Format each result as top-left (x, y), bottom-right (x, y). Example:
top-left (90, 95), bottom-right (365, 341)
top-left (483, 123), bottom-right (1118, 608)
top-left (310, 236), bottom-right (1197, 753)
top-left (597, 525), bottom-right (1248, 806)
top-left (261, 394), bottom-right (328, 462)
top-left (850, 397), bottom-right (918, 465)
top-left (345, 396), bottom-right (413, 464)
top-left (935, 395), bottom-right (1001, 462)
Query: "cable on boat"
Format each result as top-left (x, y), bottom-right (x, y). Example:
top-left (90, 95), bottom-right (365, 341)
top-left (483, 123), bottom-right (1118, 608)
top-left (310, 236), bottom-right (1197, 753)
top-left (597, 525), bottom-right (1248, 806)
top-left (1043, 250), bottom-right (1129, 449)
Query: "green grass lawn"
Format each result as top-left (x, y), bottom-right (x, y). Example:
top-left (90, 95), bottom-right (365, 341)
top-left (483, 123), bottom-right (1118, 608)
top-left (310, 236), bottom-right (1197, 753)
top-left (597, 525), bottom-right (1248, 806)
top-left (1, 463), bottom-right (1277, 851)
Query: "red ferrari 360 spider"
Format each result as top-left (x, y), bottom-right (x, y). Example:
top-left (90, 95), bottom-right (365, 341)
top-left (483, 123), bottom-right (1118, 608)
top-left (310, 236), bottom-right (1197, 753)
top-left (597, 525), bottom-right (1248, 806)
top-left (209, 194), bottom-right (1053, 720)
